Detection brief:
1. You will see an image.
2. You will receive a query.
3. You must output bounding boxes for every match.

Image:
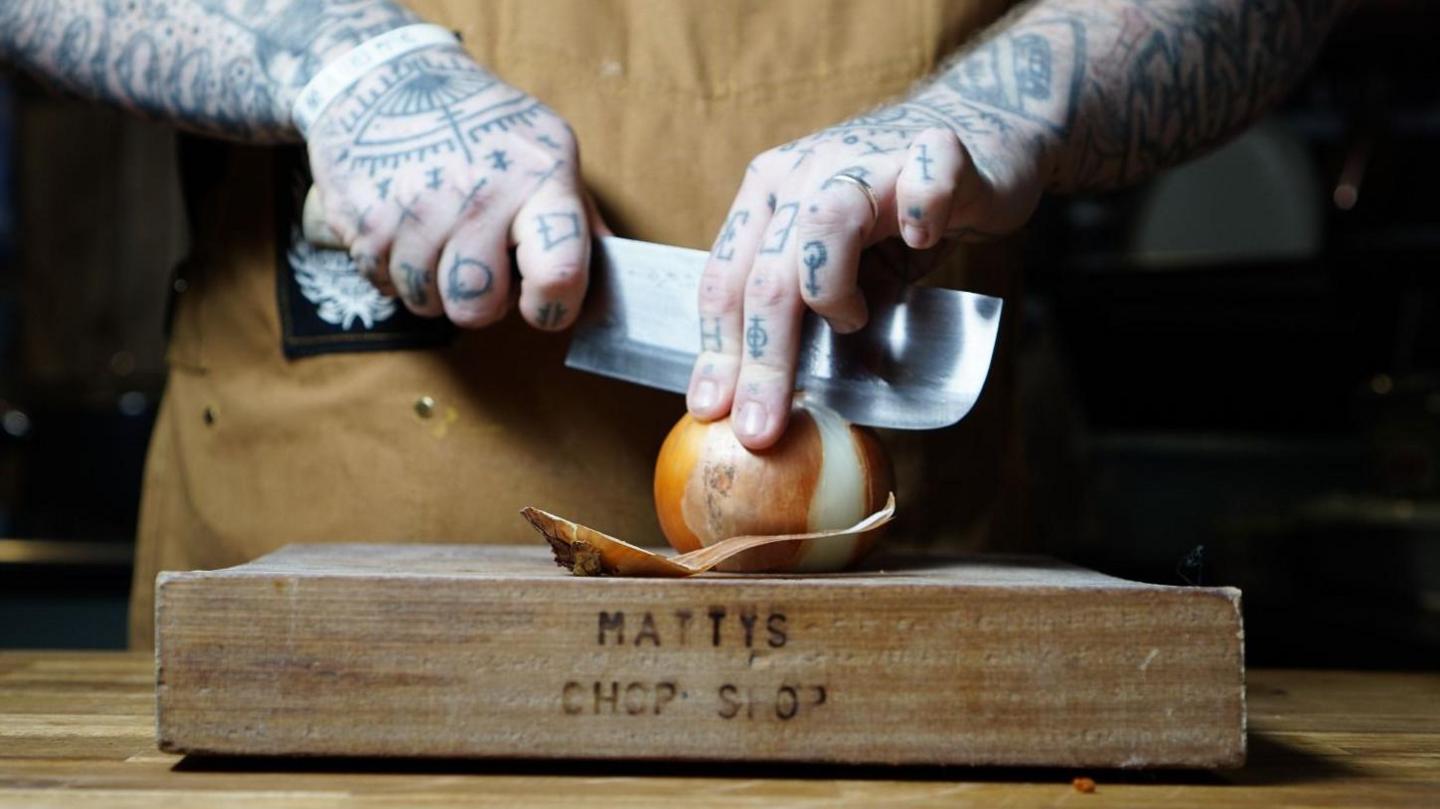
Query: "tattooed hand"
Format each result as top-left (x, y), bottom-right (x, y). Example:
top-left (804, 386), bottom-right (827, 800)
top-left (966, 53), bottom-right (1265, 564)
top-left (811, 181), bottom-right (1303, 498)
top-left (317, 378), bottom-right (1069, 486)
top-left (687, 0), bottom-right (1349, 449)
top-left (305, 44), bottom-right (592, 330)
top-left (686, 83), bottom-right (1051, 449)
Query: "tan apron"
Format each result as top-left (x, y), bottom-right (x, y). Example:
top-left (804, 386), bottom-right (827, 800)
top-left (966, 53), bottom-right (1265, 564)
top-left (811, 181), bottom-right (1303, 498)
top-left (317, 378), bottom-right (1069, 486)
top-left (129, 0), bottom-right (1020, 646)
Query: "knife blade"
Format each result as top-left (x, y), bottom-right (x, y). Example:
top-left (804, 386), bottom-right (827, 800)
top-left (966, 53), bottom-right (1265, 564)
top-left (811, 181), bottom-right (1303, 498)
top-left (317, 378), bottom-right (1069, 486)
top-left (299, 185), bottom-right (1003, 430)
top-left (567, 237), bottom-right (1004, 431)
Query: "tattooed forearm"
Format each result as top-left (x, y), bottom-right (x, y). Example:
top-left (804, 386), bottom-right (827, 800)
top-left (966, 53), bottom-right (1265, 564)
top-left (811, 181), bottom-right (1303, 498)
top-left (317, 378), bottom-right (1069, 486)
top-left (925, 0), bottom-right (1350, 191)
top-left (1062, 0), bottom-right (1350, 190)
top-left (0, 0), bottom-right (417, 141)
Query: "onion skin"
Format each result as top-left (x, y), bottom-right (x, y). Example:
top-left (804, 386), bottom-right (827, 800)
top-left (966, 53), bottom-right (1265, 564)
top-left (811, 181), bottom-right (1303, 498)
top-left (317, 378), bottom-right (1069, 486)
top-left (654, 400), bottom-right (893, 572)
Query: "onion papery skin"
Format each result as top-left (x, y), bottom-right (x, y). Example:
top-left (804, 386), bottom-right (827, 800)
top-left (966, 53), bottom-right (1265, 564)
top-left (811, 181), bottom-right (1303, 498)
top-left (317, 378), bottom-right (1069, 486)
top-left (653, 400), bottom-right (892, 573)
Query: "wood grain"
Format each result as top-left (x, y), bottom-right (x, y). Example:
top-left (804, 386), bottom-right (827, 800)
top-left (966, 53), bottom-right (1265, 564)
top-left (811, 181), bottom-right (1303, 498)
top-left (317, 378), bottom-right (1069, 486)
top-left (155, 545), bottom-right (1244, 767)
top-left (2, 652), bottom-right (1438, 807)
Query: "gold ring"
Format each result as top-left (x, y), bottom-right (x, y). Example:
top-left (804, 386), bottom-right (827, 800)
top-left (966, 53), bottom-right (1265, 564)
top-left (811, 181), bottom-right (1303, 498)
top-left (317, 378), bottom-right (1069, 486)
top-left (827, 172), bottom-right (880, 222)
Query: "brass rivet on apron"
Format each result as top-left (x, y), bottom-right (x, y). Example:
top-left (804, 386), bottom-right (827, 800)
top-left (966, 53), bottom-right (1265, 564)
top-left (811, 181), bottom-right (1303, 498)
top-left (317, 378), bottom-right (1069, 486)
top-left (203, 406), bottom-right (216, 426)
top-left (414, 396), bottom-right (437, 418)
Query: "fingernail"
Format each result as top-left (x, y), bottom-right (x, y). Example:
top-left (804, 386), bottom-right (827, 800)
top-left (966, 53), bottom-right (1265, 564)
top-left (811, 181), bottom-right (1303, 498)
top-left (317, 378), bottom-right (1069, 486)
top-left (692, 378), bottom-right (717, 411)
top-left (738, 401), bottom-right (767, 438)
top-left (902, 223), bottom-right (929, 246)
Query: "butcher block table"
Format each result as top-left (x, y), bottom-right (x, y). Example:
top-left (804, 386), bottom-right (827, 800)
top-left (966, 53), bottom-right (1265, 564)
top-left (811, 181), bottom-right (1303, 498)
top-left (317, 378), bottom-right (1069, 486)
top-left (0, 652), bottom-right (1436, 807)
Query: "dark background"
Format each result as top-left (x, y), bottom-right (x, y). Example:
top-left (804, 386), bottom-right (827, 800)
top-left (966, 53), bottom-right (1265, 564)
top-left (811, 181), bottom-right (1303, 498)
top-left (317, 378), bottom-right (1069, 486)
top-left (1, 1), bottom-right (1436, 668)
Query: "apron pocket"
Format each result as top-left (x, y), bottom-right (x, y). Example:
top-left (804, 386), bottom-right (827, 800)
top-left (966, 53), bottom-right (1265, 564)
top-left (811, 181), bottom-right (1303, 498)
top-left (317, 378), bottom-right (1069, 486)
top-left (272, 148), bottom-right (455, 359)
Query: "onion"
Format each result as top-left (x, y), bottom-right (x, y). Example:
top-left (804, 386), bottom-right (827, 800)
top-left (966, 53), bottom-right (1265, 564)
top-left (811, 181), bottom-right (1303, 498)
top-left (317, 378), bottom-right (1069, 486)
top-left (653, 397), bottom-right (893, 572)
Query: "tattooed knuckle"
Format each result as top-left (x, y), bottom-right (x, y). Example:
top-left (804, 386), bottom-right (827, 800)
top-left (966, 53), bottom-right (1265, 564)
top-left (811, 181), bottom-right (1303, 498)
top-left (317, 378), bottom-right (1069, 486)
top-left (549, 132), bottom-right (579, 160)
top-left (744, 272), bottom-right (793, 310)
top-left (531, 300), bottom-right (572, 329)
top-left (801, 286), bottom-right (842, 308)
top-left (446, 298), bottom-right (505, 329)
top-left (801, 284), bottom-right (852, 314)
top-left (389, 258), bottom-right (438, 312)
top-left (323, 213), bottom-right (354, 243)
top-left (352, 252), bottom-right (383, 280)
top-left (447, 309), bottom-right (485, 329)
top-left (902, 174), bottom-right (954, 205)
top-left (697, 273), bottom-right (740, 315)
top-left (401, 292), bottom-right (439, 317)
top-left (711, 209), bottom-right (751, 261)
top-left (928, 126), bottom-right (962, 149)
top-left (533, 211), bottom-right (583, 250)
top-left (393, 193), bottom-right (433, 229)
top-left (530, 262), bottom-right (585, 296)
top-left (930, 183), bottom-right (962, 212)
top-left (802, 200), bottom-right (866, 236)
top-left (349, 230), bottom-right (390, 257)
top-left (455, 174), bottom-right (495, 214)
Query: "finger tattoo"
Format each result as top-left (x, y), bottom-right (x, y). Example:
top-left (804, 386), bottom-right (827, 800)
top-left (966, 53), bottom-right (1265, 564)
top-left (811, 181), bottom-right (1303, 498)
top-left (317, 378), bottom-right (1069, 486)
top-left (397, 194), bottom-right (421, 226)
top-left (537, 301), bottom-right (568, 328)
top-left (536, 211), bottom-right (580, 250)
top-left (801, 240), bottom-right (827, 297)
top-left (746, 316), bottom-right (769, 359)
top-left (397, 261), bottom-right (429, 306)
top-left (713, 209), bottom-right (749, 262)
top-left (700, 316), bottom-right (723, 352)
top-left (759, 202), bottom-right (799, 255)
top-left (446, 255), bottom-right (493, 300)
top-left (458, 178), bottom-right (488, 215)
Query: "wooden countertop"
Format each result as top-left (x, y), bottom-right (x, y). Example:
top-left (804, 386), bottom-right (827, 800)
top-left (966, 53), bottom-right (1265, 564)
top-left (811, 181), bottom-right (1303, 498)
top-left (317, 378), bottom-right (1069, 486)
top-left (1, 651), bottom-right (1436, 807)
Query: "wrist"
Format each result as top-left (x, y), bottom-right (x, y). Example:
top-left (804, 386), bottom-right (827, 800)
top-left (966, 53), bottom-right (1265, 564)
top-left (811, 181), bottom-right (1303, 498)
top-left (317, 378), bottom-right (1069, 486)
top-left (265, 5), bottom-right (421, 132)
top-left (287, 23), bottom-right (460, 137)
top-left (904, 85), bottom-right (1059, 188)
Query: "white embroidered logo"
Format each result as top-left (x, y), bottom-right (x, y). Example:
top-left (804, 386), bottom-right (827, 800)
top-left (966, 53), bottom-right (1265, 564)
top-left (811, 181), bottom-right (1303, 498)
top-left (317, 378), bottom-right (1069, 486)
top-left (288, 229), bottom-right (396, 330)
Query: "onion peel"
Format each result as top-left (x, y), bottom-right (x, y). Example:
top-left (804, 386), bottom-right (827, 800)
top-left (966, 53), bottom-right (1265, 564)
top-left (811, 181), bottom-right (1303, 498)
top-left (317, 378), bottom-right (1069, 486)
top-left (521, 493), bottom-right (896, 577)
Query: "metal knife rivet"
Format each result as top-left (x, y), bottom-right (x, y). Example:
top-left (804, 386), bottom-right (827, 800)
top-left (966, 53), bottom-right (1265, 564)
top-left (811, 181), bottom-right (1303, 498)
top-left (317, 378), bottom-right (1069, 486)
top-left (414, 396), bottom-right (437, 418)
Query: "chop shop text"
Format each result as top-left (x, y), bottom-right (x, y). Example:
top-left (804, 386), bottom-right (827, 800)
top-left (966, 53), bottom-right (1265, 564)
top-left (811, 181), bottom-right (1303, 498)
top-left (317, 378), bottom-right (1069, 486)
top-left (560, 607), bottom-right (830, 721)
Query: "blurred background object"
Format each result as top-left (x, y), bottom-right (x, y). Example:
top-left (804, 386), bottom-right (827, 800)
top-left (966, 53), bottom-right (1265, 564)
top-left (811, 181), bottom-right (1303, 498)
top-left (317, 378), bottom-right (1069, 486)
top-left (0, 0), bottom-right (1436, 665)
top-left (1019, 0), bottom-right (1440, 668)
top-left (0, 74), bottom-right (186, 648)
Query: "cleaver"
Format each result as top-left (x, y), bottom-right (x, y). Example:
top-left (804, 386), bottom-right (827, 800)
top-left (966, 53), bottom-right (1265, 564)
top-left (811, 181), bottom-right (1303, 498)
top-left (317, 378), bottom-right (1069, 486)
top-left (572, 237), bottom-right (1003, 431)
top-left (302, 190), bottom-right (1002, 430)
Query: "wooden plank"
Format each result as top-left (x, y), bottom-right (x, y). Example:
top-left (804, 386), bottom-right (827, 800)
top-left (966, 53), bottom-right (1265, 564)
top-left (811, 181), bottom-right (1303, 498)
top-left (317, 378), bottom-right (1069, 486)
top-left (154, 545), bottom-right (1245, 767)
top-left (5, 653), bottom-right (1440, 808)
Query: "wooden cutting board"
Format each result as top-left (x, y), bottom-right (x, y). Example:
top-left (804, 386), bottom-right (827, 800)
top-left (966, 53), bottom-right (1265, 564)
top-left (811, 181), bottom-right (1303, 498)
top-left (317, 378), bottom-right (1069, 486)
top-left (155, 544), bottom-right (1245, 767)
